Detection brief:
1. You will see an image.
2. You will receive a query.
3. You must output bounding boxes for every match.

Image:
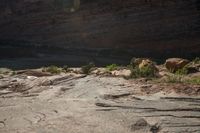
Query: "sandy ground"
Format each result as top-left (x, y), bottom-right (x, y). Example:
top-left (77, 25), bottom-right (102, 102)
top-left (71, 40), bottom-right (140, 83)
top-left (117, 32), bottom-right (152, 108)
top-left (0, 73), bottom-right (200, 133)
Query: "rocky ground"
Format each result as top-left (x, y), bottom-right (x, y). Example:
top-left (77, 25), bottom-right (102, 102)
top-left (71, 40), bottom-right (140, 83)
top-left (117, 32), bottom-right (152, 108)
top-left (0, 58), bottom-right (200, 133)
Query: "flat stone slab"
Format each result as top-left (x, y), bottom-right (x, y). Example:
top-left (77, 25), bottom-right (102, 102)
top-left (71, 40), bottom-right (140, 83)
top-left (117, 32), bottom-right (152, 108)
top-left (0, 74), bottom-right (200, 133)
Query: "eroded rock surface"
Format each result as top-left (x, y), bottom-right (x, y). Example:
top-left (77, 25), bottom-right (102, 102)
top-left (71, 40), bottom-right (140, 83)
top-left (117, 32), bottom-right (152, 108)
top-left (0, 72), bottom-right (200, 133)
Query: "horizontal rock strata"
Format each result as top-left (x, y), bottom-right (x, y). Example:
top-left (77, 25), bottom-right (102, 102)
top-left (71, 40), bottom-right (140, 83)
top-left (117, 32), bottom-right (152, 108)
top-left (0, 0), bottom-right (200, 59)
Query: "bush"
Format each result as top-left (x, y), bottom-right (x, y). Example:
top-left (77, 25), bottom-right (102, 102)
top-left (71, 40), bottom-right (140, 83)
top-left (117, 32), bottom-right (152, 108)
top-left (42, 65), bottom-right (62, 74)
top-left (165, 75), bottom-right (200, 85)
top-left (175, 67), bottom-right (188, 75)
top-left (186, 77), bottom-right (200, 85)
top-left (81, 62), bottom-right (95, 74)
top-left (129, 66), bottom-right (156, 78)
top-left (165, 75), bottom-right (183, 83)
top-left (106, 64), bottom-right (118, 71)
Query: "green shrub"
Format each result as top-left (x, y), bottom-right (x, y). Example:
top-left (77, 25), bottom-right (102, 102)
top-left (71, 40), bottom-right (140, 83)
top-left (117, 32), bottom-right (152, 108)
top-left (129, 66), bottom-right (156, 78)
top-left (42, 65), bottom-right (62, 74)
top-left (175, 67), bottom-right (188, 75)
top-left (165, 75), bottom-right (183, 83)
top-left (106, 64), bottom-right (118, 71)
top-left (81, 62), bottom-right (95, 74)
top-left (165, 75), bottom-right (200, 85)
top-left (186, 77), bottom-right (200, 85)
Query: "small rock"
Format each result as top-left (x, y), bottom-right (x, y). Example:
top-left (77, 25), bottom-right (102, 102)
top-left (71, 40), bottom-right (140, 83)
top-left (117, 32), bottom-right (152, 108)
top-left (27, 76), bottom-right (37, 80)
top-left (0, 121), bottom-right (5, 128)
top-left (91, 68), bottom-right (104, 75)
top-left (150, 123), bottom-right (160, 133)
top-left (139, 59), bottom-right (152, 69)
top-left (111, 69), bottom-right (131, 77)
top-left (165, 58), bottom-right (189, 72)
top-left (69, 68), bottom-right (82, 74)
top-left (131, 118), bottom-right (149, 131)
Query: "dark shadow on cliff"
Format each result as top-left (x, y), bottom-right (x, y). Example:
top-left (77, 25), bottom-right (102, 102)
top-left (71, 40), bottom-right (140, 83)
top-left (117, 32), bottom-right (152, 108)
top-left (0, 40), bottom-right (199, 70)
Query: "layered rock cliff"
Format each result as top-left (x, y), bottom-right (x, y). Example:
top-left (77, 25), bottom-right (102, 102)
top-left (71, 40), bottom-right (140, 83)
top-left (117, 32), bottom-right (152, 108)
top-left (0, 0), bottom-right (200, 60)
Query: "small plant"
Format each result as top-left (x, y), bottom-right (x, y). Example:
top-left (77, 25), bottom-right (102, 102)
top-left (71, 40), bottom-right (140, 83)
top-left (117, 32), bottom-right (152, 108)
top-left (106, 64), bottom-right (118, 71)
top-left (81, 62), bottom-right (95, 74)
top-left (42, 65), bottom-right (62, 74)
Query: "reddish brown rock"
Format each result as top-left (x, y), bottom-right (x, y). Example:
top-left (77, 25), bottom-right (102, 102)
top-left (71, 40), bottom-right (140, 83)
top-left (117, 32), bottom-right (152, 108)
top-left (165, 58), bottom-right (190, 72)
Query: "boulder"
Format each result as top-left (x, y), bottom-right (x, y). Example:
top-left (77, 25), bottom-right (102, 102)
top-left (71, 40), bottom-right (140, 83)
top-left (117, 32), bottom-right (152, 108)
top-left (165, 58), bottom-right (189, 72)
top-left (131, 118), bottom-right (149, 131)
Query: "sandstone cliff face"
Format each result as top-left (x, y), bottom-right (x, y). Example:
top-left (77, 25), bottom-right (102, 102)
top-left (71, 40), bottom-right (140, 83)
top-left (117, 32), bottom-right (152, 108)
top-left (0, 0), bottom-right (200, 58)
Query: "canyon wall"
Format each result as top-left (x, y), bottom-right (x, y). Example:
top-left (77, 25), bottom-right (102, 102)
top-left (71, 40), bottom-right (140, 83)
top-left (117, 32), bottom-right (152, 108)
top-left (0, 0), bottom-right (200, 58)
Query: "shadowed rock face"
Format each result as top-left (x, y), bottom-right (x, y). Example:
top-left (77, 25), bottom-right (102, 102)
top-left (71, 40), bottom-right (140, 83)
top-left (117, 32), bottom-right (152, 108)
top-left (0, 0), bottom-right (200, 59)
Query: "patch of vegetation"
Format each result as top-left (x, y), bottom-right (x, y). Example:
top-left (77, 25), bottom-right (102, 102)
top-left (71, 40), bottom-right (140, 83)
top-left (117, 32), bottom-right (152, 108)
top-left (165, 75), bottom-right (183, 83)
top-left (175, 67), bottom-right (188, 75)
top-left (81, 62), bottom-right (95, 74)
top-left (129, 66), bottom-right (156, 78)
top-left (186, 77), bottom-right (200, 85)
top-left (42, 65), bottom-right (62, 74)
top-left (106, 64), bottom-right (118, 71)
top-left (165, 74), bottom-right (200, 85)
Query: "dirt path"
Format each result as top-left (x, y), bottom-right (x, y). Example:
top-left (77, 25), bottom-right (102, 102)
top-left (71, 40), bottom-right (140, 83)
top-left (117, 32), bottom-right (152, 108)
top-left (0, 74), bottom-right (200, 133)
